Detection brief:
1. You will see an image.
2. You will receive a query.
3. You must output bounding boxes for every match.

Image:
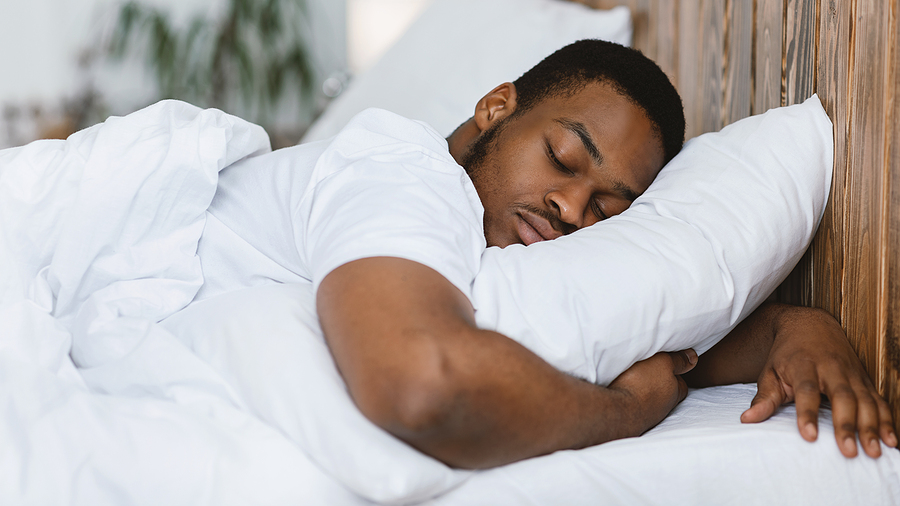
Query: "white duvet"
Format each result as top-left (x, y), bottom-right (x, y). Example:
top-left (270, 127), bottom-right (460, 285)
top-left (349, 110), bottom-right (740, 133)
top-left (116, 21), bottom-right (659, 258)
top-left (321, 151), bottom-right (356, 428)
top-left (0, 101), bottom-right (358, 505)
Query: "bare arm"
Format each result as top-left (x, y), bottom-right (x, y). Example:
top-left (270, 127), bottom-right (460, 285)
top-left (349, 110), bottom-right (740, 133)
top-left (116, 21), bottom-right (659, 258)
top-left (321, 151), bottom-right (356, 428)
top-left (317, 257), bottom-right (696, 469)
top-left (684, 302), bottom-right (898, 458)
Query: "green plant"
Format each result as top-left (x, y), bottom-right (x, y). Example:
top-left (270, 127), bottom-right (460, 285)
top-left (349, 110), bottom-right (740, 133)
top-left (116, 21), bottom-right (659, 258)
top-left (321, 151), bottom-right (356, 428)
top-left (109, 0), bottom-right (314, 125)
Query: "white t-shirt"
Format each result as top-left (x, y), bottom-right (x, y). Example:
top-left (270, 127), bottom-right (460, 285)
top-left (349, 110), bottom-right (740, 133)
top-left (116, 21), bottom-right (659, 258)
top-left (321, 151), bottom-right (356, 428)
top-left (195, 108), bottom-right (486, 302)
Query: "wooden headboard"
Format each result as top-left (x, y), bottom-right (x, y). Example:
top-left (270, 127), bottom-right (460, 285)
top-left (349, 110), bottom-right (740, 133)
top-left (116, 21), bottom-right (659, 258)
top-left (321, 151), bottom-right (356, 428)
top-left (571, 0), bottom-right (900, 434)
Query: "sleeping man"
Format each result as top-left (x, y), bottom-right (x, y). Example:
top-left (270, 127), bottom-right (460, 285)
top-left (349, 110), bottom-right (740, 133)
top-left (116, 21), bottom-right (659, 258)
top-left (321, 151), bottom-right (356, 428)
top-left (199, 39), bottom-right (896, 468)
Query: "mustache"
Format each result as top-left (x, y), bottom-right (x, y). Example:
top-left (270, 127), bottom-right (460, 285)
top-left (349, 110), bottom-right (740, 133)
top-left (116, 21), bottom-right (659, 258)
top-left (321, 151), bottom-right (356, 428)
top-left (514, 203), bottom-right (576, 236)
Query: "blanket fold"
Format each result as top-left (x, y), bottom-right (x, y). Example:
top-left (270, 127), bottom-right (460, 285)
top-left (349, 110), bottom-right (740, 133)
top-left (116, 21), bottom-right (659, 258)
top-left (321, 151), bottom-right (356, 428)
top-left (1, 100), bottom-right (269, 369)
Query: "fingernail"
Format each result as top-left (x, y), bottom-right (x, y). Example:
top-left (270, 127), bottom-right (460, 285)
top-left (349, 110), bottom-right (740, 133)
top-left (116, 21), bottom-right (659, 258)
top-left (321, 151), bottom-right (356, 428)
top-left (888, 432), bottom-right (898, 448)
top-left (804, 423), bottom-right (817, 439)
top-left (844, 437), bottom-right (858, 456)
top-left (687, 349), bottom-right (698, 364)
top-left (870, 439), bottom-right (881, 454)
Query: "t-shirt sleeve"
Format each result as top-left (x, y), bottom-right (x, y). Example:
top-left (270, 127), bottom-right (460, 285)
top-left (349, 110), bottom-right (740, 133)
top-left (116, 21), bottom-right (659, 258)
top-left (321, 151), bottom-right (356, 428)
top-left (297, 109), bottom-right (485, 301)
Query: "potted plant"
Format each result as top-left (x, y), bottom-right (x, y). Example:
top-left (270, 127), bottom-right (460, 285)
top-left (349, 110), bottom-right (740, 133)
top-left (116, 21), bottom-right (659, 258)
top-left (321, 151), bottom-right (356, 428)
top-left (108, 0), bottom-right (314, 130)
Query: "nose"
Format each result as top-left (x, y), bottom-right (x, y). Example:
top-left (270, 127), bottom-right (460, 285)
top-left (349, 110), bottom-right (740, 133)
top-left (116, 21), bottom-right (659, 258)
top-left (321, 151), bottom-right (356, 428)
top-left (546, 185), bottom-right (600, 231)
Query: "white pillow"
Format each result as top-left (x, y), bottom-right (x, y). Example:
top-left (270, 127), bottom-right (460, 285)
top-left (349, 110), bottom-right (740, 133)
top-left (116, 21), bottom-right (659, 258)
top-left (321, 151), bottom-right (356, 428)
top-left (160, 281), bottom-right (469, 505)
top-left (301, 0), bottom-right (632, 142)
top-left (472, 95), bottom-right (834, 385)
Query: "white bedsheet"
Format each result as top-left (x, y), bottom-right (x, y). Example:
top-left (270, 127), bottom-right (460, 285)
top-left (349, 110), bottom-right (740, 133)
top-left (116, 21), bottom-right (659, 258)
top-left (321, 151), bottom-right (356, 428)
top-left (430, 384), bottom-right (900, 506)
top-left (1, 102), bottom-right (898, 505)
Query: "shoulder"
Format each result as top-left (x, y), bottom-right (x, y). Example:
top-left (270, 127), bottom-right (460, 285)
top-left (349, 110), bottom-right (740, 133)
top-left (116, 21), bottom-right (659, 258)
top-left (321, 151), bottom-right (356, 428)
top-left (324, 108), bottom-right (455, 167)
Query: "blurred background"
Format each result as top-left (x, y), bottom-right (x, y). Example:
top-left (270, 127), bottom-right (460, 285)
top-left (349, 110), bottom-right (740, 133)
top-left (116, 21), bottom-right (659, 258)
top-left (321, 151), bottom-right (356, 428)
top-left (0, 0), bottom-right (433, 149)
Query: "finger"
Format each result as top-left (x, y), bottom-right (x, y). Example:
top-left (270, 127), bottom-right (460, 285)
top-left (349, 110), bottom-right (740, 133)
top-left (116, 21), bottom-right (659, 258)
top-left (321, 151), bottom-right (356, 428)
top-left (741, 368), bottom-right (784, 424)
top-left (854, 371), bottom-right (897, 449)
top-left (824, 376), bottom-right (859, 458)
top-left (875, 395), bottom-right (898, 449)
top-left (790, 361), bottom-right (821, 443)
top-left (853, 385), bottom-right (882, 458)
top-left (669, 349), bottom-right (698, 375)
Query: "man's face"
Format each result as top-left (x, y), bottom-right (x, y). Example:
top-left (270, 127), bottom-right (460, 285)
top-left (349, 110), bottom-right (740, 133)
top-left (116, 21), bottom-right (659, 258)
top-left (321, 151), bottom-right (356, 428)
top-left (461, 82), bottom-right (665, 248)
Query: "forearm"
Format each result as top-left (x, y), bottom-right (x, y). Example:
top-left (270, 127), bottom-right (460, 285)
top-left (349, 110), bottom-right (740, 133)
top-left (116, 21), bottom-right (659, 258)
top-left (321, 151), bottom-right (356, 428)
top-left (392, 326), bottom-right (646, 468)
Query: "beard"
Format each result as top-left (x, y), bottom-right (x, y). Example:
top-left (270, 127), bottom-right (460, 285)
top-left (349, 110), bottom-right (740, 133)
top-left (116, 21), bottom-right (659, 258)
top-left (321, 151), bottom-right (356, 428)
top-left (460, 116), bottom-right (509, 177)
top-left (459, 117), bottom-right (512, 247)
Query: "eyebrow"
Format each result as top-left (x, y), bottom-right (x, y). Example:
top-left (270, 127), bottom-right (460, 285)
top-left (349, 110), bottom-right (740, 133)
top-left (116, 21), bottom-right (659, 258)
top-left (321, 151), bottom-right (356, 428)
top-left (554, 118), bottom-right (639, 202)
top-left (613, 180), bottom-right (639, 202)
top-left (555, 118), bottom-right (603, 166)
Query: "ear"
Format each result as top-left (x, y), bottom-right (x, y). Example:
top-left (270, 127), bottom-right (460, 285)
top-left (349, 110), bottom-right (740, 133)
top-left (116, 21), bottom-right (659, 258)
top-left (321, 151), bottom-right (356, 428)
top-left (473, 82), bottom-right (518, 133)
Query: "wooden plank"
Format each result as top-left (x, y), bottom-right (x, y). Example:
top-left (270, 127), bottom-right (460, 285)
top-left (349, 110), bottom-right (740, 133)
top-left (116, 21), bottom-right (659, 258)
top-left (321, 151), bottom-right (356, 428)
top-left (628, 0), bottom-right (652, 55)
top-left (774, 0), bottom-right (818, 305)
top-left (678, 0), bottom-right (703, 138)
top-left (752, 0), bottom-right (785, 114)
top-left (843, 0), bottom-right (891, 379)
top-left (723, 0), bottom-right (753, 125)
top-left (881, 0), bottom-right (900, 439)
top-left (652, 0), bottom-right (680, 83)
top-left (782, 0), bottom-right (818, 104)
top-left (698, 0), bottom-right (727, 133)
top-left (811, 0), bottom-right (851, 323)
top-left (645, 0), bottom-right (660, 62)
top-left (674, 0), bottom-right (726, 138)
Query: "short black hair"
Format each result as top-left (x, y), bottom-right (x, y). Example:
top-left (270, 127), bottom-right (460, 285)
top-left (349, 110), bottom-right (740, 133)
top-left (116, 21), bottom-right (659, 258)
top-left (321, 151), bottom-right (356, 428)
top-left (512, 39), bottom-right (685, 165)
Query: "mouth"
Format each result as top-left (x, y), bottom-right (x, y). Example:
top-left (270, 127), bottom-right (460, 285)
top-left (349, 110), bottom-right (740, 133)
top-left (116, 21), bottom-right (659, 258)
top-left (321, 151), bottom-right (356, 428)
top-left (515, 210), bottom-right (563, 246)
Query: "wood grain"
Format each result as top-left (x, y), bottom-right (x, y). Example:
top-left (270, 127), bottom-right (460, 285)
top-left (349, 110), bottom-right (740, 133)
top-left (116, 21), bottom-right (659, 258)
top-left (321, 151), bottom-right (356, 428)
top-left (782, 0), bottom-right (818, 104)
top-left (774, 0), bottom-right (817, 306)
top-left (723, 0), bottom-right (753, 125)
top-left (672, 0), bottom-right (728, 138)
top-left (753, 0), bottom-right (785, 114)
top-left (628, 0), bottom-right (652, 55)
top-left (651, 0), bottom-right (680, 82)
top-left (843, 0), bottom-right (890, 378)
top-left (811, 0), bottom-right (851, 324)
top-left (678, 0), bottom-right (703, 138)
top-left (699, 0), bottom-right (727, 134)
top-left (881, 0), bottom-right (900, 435)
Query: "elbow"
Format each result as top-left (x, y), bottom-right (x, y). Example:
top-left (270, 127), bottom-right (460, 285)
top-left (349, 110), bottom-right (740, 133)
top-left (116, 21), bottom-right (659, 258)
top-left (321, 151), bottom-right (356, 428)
top-left (350, 349), bottom-right (463, 439)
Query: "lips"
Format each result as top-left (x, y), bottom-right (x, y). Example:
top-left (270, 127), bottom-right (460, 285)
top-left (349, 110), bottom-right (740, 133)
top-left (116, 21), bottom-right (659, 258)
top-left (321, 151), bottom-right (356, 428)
top-left (515, 210), bottom-right (563, 245)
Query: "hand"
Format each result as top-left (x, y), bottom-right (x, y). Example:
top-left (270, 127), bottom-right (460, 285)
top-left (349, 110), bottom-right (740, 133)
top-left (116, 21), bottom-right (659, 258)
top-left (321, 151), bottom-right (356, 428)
top-left (609, 350), bottom-right (698, 434)
top-left (740, 306), bottom-right (898, 458)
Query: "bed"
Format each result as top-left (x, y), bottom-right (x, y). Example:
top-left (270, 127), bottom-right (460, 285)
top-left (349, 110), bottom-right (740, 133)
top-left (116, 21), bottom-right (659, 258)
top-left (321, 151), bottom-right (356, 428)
top-left (1, 0), bottom-right (898, 505)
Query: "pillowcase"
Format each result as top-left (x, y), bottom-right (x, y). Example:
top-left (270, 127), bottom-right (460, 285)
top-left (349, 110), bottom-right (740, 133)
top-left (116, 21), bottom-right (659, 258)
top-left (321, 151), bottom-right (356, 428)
top-left (300, 0), bottom-right (632, 142)
top-left (160, 281), bottom-right (469, 505)
top-left (472, 95), bottom-right (834, 385)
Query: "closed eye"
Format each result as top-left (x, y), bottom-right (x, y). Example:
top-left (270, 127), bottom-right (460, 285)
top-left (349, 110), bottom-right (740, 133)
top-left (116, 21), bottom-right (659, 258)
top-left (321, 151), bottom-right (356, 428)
top-left (546, 140), bottom-right (573, 175)
top-left (591, 199), bottom-right (609, 220)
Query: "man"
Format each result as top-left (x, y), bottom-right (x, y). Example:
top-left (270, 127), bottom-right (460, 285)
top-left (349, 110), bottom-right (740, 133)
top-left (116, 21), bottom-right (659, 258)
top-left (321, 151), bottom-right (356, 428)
top-left (206, 40), bottom-right (895, 469)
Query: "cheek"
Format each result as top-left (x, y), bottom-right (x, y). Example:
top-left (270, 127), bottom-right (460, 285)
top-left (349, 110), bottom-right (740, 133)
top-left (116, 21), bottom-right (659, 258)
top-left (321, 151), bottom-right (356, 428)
top-left (475, 138), bottom-right (549, 211)
top-left (497, 155), bottom-right (552, 198)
